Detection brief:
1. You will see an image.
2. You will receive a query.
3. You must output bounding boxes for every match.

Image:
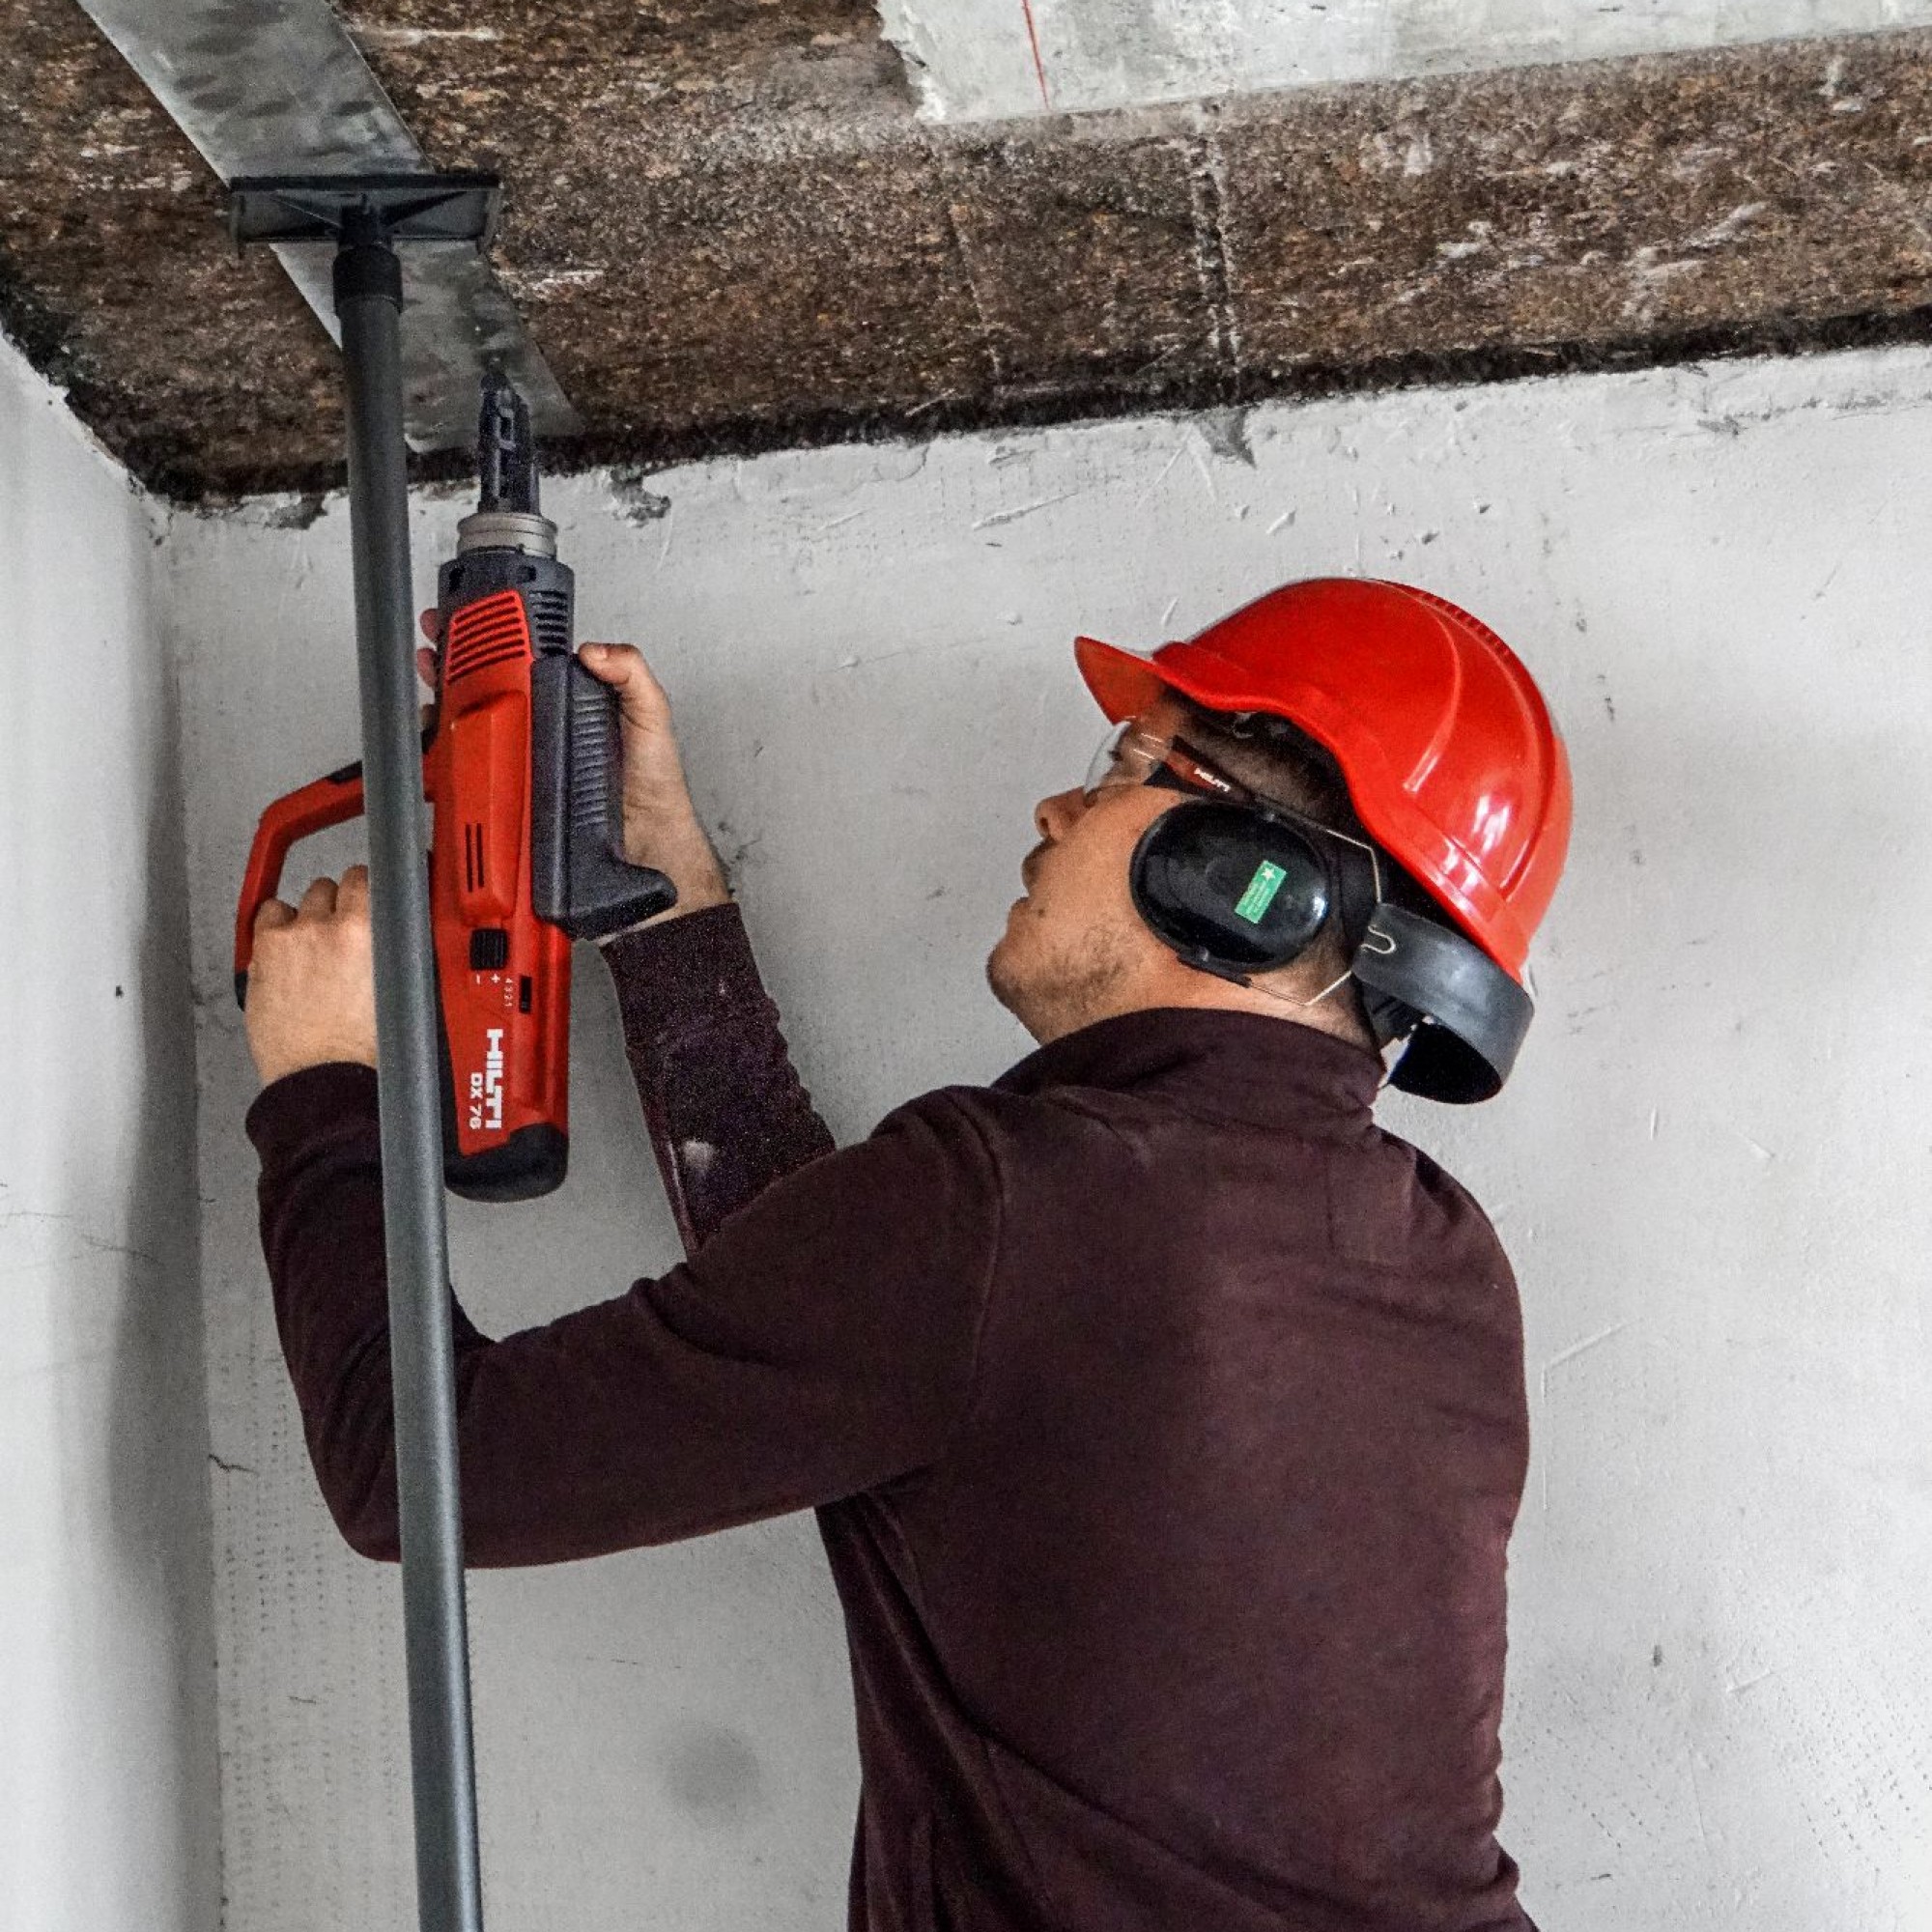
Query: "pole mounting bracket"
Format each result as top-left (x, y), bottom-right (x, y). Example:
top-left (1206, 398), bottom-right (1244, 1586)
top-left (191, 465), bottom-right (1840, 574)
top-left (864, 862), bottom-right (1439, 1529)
top-left (230, 173), bottom-right (501, 250)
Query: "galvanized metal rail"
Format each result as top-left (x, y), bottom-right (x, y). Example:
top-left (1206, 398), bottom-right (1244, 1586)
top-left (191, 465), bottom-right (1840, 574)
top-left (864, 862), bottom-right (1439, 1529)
top-left (77, 0), bottom-right (575, 450)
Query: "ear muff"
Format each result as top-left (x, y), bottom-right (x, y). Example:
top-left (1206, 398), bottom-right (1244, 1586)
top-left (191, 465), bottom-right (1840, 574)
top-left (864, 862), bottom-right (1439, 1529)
top-left (1351, 903), bottom-right (1534, 1103)
top-left (1128, 796), bottom-right (1537, 1101)
top-left (1129, 802), bottom-right (1333, 980)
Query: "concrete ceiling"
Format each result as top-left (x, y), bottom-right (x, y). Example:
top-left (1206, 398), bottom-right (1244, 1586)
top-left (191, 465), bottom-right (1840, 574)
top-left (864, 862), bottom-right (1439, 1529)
top-left (6, 1), bottom-right (1932, 499)
top-left (887, 0), bottom-right (1932, 121)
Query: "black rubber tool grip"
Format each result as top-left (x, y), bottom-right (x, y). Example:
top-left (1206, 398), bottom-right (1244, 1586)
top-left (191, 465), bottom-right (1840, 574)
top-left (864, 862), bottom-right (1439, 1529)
top-left (529, 654), bottom-right (677, 940)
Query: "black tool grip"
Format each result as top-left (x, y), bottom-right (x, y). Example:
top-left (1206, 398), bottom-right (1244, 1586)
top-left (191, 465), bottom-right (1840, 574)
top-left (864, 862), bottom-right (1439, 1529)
top-left (530, 655), bottom-right (678, 940)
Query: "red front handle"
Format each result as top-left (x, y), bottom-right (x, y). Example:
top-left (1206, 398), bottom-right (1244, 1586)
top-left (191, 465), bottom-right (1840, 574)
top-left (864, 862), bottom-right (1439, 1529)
top-left (233, 759), bottom-right (373, 1007)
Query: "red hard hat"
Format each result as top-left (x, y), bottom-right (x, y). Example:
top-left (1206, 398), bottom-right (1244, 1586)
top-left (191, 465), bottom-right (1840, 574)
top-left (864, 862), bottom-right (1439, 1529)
top-left (1074, 578), bottom-right (1572, 981)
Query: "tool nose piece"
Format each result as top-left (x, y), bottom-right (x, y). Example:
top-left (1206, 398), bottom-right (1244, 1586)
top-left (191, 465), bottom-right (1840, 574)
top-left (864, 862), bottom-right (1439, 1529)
top-left (476, 372), bottom-right (538, 516)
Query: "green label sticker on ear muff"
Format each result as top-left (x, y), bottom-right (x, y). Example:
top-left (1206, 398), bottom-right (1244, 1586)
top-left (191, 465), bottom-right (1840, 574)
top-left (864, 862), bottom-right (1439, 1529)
top-left (1234, 859), bottom-right (1289, 924)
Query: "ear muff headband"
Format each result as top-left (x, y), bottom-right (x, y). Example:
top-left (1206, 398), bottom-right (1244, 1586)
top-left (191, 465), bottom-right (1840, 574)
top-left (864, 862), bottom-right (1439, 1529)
top-left (1128, 802), bottom-right (1333, 980)
top-left (1351, 903), bottom-right (1534, 1104)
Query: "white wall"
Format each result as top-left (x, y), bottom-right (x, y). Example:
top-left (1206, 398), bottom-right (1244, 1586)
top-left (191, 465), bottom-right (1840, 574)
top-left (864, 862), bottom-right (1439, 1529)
top-left (881, 0), bottom-right (1932, 121)
top-left (0, 342), bottom-right (219, 1930)
top-left (169, 342), bottom-right (1932, 1930)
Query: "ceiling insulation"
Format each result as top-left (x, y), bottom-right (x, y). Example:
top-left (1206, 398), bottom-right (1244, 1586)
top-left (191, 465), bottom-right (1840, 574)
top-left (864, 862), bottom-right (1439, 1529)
top-left (4, 2), bottom-right (1932, 498)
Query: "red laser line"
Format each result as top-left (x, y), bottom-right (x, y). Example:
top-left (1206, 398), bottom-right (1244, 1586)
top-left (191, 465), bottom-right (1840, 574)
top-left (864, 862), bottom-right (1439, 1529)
top-left (1019, 0), bottom-right (1051, 109)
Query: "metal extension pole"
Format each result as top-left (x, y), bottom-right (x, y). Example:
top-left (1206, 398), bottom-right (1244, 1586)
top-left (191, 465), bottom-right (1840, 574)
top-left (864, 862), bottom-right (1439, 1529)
top-left (334, 211), bottom-right (486, 1932)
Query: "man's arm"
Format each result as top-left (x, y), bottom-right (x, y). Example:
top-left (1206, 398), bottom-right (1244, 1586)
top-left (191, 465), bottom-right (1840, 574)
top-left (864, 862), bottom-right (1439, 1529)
top-left (242, 638), bottom-right (975, 1563)
top-left (247, 1065), bottom-right (998, 1565)
top-left (597, 903), bottom-right (835, 1251)
top-left (576, 639), bottom-right (837, 1249)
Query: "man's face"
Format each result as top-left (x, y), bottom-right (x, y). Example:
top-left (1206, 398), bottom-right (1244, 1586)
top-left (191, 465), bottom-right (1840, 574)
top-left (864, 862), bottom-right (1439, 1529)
top-left (986, 695), bottom-right (1192, 1044)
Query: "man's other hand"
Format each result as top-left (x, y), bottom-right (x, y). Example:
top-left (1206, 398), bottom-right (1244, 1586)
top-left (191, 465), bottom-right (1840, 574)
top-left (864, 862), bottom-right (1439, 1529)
top-left (246, 867), bottom-right (379, 1088)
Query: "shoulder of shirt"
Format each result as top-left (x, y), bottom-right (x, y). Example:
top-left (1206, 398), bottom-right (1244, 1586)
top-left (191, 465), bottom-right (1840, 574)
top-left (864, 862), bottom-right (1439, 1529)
top-left (866, 1079), bottom-right (1139, 1188)
top-left (1354, 1121), bottom-right (1516, 1280)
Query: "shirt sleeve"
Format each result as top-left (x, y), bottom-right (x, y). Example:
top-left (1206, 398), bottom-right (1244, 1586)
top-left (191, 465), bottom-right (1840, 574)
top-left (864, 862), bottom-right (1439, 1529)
top-left (597, 904), bottom-right (837, 1250)
top-left (245, 1063), bottom-right (1000, 1566)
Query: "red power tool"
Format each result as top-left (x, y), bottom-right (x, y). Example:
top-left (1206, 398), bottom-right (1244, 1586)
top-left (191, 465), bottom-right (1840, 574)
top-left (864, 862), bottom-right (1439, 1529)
top-left (236, 376), bottom-right (677, 1200)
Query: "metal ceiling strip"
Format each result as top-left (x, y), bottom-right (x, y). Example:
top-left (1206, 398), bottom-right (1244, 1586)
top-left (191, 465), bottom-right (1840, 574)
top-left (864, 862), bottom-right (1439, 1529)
top-left (75, 0), bottom-right (579, 449)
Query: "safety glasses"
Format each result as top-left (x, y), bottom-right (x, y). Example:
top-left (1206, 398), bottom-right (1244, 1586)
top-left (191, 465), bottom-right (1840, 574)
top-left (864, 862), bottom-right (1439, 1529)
top-left (1083, 717), bottom-right (1387, 903)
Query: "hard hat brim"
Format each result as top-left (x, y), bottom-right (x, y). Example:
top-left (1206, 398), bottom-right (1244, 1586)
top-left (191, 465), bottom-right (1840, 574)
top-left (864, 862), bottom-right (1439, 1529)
top-left (1073, 635), bottom-right (1172, 724)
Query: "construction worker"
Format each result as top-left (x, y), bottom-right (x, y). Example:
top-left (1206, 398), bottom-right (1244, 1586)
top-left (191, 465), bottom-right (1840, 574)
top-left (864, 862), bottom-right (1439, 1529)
top-left (244, 577), bottom-right (1572, 1932)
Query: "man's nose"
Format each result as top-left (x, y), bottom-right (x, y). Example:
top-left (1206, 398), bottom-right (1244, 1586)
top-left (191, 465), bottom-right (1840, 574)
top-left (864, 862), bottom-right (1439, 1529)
top-left (1035, 787), bottom-right (1087, 843)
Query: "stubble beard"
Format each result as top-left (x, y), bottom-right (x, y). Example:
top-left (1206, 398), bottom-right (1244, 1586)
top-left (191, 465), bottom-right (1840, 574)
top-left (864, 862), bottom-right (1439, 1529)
top-left (986, 908), bottom-right (1140, 1045)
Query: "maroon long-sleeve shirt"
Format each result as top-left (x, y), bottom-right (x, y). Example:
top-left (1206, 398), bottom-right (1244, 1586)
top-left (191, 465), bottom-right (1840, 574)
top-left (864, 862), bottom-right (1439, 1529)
top-left (247, 903), bottom-right (1534, 1931)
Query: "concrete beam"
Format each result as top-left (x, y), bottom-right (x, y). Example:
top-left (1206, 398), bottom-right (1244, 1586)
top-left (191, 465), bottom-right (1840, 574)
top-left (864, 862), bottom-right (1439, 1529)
top-left (878, 0), bottom-right (1932, 122)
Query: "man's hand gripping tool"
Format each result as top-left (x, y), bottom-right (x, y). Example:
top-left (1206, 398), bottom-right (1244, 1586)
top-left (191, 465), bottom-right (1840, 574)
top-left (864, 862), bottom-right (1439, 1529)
top-left (235, 377), bottom-right (677, 1200)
